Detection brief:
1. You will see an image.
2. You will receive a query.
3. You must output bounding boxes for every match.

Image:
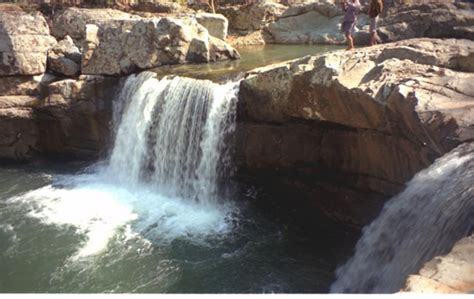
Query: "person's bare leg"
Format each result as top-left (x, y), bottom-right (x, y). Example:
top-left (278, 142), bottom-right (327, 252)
top-left (370, 32), bottom-right (377, 46)
top-left (346, 33), bottom-right (354, 50)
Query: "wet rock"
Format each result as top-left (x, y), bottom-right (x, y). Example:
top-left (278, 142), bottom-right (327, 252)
top-left (237, 38), bottom-right (474, 224)
top-left (35, 75), bottom-right (119, 160)
top-left (196, 12), bottom-right (228, 40)
top-left (0, 10), bottom-right (56, 75)
top-left (402, 234), bottom-right (474, 293)
top-left (48, 36), bottom-right (82, 77)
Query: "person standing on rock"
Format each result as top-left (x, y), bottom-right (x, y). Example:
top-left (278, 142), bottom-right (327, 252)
top-left (341, 0), bottom-right (360, 50)
top-left (368, 0), bottom-right (383, 46)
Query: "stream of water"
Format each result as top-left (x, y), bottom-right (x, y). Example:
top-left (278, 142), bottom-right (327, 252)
top-left (0, 69), bottom-right (356, 293)
top-left (331, 143), bottom-right (474, 293)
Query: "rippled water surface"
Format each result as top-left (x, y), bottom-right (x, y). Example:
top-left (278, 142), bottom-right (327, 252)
top-left (0, 163), bottom-right (357, 293)
top-left (0, 44), bottom-right (352, 293)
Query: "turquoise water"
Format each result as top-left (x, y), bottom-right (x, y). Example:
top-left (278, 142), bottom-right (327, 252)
top-left (0, 44), bottom-right (354, 293)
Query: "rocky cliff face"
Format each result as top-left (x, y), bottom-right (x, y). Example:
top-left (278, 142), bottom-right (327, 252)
top-left (236, 38), bottom-right (474, 224)
top-left (81, 17), bottom-right (239, 76)
top-left (0, 6), bottom-right (239, 161)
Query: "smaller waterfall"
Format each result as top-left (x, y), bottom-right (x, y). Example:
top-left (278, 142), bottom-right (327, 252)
top-left (331, 143), bottom-right (474, 293)
top-left (106, 72), bottom-right (239, 205)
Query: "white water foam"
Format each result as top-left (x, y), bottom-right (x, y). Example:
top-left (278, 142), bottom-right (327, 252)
top-left (7, 72), bottom-right (240, 260)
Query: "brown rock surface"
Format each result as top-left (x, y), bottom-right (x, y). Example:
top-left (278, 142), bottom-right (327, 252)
top-left (0, 74), bottom-right (56, 97)
top-left (34, 75), bottom-right (119, 160)
top-left (0, 96), bottom-right (39, 161)
top-left (237, 38), bottom-right (474, 224)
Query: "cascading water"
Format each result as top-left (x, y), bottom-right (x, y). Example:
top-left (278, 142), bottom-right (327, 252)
top-left (5, 72), bottom-right (240, 260)
top-left (106, 72), bottom-right (238, 204)
top-left (331, 143), bottom-right (474, 293)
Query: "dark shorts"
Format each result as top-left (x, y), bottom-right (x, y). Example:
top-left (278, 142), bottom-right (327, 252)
top-left (341, 21), bottom-right (355, 35)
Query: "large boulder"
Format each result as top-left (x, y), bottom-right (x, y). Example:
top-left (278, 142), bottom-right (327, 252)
top-left (264, 0), bottom-right (371, 44)
top-left (195, 12), bottom-right (228, 40)
top-left (237, 38), bottom-right (474, 224)
top-left (51, 7), bottom-right (140, 40)
top-left (378, 3), bottom-right (474, 43)
top-left (219, 0), bottom-right (287, 33)
top-left (82, 17), bottom-right (240, 75)
top-left (0, 10), bottom-right (56, 75)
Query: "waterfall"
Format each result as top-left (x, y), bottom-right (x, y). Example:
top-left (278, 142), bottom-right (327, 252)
top-left (6, 72), bottom-right (240, 259)
top-left (331, 143), bottom-right (474, 293)
top-left (106, 72), bottom-right (239, 205)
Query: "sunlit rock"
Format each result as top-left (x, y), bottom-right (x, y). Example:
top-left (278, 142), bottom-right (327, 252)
top-left (0, 10), bottom-right (56, 75)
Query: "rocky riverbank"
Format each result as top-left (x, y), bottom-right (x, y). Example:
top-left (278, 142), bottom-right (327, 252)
top-left (0, 3), bottom-right (472, 294)
top-left (0, 4), bottom-right (239, 161)
top-left (235, 38), bottom-right (474, 225)
top-left (221, 0), bottom-right (473, 47)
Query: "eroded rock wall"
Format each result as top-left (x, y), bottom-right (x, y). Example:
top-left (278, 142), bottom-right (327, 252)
top-left (236, 38), bottom-right (474, 224)
top-left (0, 6), bottom-right (239, 161)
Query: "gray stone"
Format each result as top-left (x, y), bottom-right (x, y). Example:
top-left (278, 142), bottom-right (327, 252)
top-left (377, 3), bottom-right (474, 43)
top-left (0, 10), bottom-right (56, 75)
top-left (196, 12), bottom-right (228, 40)
top-left (265, 0), bottom-right (370, 44)
top-left (219, 0), bottom-right (287, 32)
top-left (48, 36), bottom-right (81, 76)
top-left (51, 7), bottom-right (140, 40)
top-left (82, 17), bottom-right (239, 75)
